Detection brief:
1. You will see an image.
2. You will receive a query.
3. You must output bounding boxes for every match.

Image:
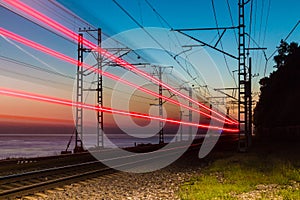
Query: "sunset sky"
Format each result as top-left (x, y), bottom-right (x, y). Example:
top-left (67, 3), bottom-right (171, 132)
top-left (0, 0), bottom-right (299, 139)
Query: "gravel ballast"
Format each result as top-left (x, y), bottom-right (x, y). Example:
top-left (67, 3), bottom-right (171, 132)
top-left (38, 169), bottom-right (198, 200)
top-left (35, 150), bottom-right (205, 200)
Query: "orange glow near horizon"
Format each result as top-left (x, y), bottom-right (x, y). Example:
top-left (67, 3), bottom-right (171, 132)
top-left (0, 27), bottom-right (236, 125)
top-left (0, 0), bottom-right (238, 125)
top-left (0, 114), bottom-right (73, 125)
top-left (0, 88), bottom-right (239, 132)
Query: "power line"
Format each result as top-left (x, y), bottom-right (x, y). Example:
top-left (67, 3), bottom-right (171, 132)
top-left (252, 0), bottom-right (258, 69)
top-left (211, 0), bottom-right (237, 87)
top-left (48, 0), bottom-right (95, 30)
top-left (267, 20), bottom-right (300, 61)
top-left (0, 55), bottom-right (74, 79)
top-left (112, 0), bottom-right (208, 94)
top-left (0, 5), bottom-right (75, 43)
top-left (262, 0), bottom-right (271, 46)
top-left (226, 0), bottom-right (238, 46)
top-left (253, 0), bottom-right (263, 75)
top-left (258, 0), bottom-right (265, 45)
top-left (2, 1), bottom-right (145, 65)
top-left (247, 0), bottom-right (253, 52)
top-left (0, 56), bottom-right (159, 106)
top-left (144, 0), bottom-right (172, 28)
top-left (33, 0), bottom-right (81, 30)
top-left (1, 60), bottom-right (171, 116)
top-left (253, 0), bottom-right (271, 91)
top-left (256, 0), bottom-right (269, 80)
top-left (263, 20), bottom-right (300, 76)
top-left (144, 0), bottom-right (208, 89)
top-left (1, 67), bottom-right (71, 87)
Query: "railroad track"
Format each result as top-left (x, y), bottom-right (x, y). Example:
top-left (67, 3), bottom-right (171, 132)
top-left (0, 160), bottom-right (113, 199)
top-left (0, 143), bottom-right (190, 199)
top-left (0, 135), bottom-right (238, 199)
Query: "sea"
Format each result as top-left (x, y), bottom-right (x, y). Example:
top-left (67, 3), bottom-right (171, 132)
top-left (0, 133), bottom-right (200, 160)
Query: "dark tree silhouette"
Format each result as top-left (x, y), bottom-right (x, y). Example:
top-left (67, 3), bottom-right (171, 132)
top-left (254, 41), bottom-right (300, 139)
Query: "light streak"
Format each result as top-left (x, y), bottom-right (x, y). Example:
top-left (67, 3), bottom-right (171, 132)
top-left (0, 28), bottom-right (236, 126)
top-left (0, 88), bottom-right (239, 132)
top-left (2, 0), bottom-right (238, 125)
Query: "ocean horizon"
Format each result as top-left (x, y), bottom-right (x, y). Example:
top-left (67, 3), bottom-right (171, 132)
top-left (0, 133), bottom-right (201, 160)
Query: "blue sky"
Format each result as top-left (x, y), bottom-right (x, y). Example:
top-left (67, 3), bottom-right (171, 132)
top-left (57, 0), bottom-right (300, 94)
top-left (0, 0), bottom-right (299, 115)
top-left (0, 0), bottom-right (299, 153)
top-left (1, 0), bottom-right (299, 94)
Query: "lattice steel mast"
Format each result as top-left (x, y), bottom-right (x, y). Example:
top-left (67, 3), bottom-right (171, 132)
top-left (238, 0), bottom-right (251, 151)
top-left (74, 28), bottom-right (103, 152)
top-left (74, 33), bottom-right (84, 153)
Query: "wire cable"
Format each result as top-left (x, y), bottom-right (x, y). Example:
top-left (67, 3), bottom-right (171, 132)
top-left (264, 20), bottom-right (300, 76)
top-left (143, 0), bottom-right (217, 97)
top-left (247, 0), bottom-right (253, 54)
top-left (226, 0), bottom-right (238, 46)
top-left (211, 0), bottom-right (237, 87)
top-left (113, 0), bottom-right (206, 89)
top-left (0, 5), bottom-right (75, 43)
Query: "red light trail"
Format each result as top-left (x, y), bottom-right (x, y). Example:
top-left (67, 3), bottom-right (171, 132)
top-left (0, 28), bottom-right (236, 126)
top-left (0, 88), bottom-right (239, 132)
top-left (2, 0), bottom-right (238, 125)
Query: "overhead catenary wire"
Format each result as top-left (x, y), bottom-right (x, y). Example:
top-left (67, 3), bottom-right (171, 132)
top-left (144, 0), bottom-right (173, 28)
top-left (144, 1), bottom-right (209, 93)
top-left (2, 0), bottom-right (238, 123)
top-left (255, 0), bottom-right (268, 80)
top-left (32, 0), bottom-right (83, 30)
top-left (47, 0), bottom-right (96, 30)
top-left (144, 0), bottom-right (235, 105)
top-left (2, 27), bottom-right (224, 123)
top-left (0, 55), bottom-right (74, 80)
top-left (112, 0), bottom-right (207, 90)
top-left (226, 0), bottom-right (238, 46)
top-left (211, 0), bottom-right (237, 88)
top-left (262, 0), bottom-right (271, 48)
top-left (263, 20), bottom-right (300, 76)
top-left (2, 1), bottom-right (146, 67)
top-left (0, 55), bottom-right (158, 103)
top-left (145, 0), bottom-right (234, 98)
top-left (258, 0), bottom-right (265, 46)
top-left (5, 0), bottom-right (206, 104)
top-left (252, 0), bottom-right (271, 91)
top-left (255, 0), bottom-right (269, 82)
top-left (137, 0), bottom-right (214, 96)
top-left (247, 0), bottom-right (253, 54)
top-left (252, 0), bottom-right (259, 73)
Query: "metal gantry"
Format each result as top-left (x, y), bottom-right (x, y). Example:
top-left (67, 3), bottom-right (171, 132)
top-left (158, 66), bottom-right (164, 144)
top-left (96, 28), bottom-right (104, 148)
top-left (188, 87), bottom-right (193, 140)
top-left (238, 0), bottom-right (252, 151)
top-left (173, 0), bottom-right (261, 151)
top-left (179, 87), bottom-right (193, 140)
top-left (73, 1), bottom-right (259, 152)
top-left (74, 28), bottom-right (103, 153)
top-left (74, 33), bottom-right (84, 153)
top-left (151, 65), bottom-right (173, 144)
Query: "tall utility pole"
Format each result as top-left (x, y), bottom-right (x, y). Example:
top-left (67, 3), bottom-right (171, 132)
top-left (74, 28), bottom-right (103, 153)
top-left (172, 1), bottom-right (267, 151)
top-left (188, 87), bottom-right (193, 140)
top-left (151, 65), bottom-right (173, 144)
top-left (238, 0), bottom-right (251, 151)
top-left (248, 57), bottom-right (252, 146)
top-left (181, 87), bottom-right (193, 140)
top-left (96, 28), bottom-right (103, 148)
top-left (179, 111), bottom-right (184, 141)
top-left (74, 33), bottom-right (84, 153)
top-left (158, 66), bottom-right (164, 144)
